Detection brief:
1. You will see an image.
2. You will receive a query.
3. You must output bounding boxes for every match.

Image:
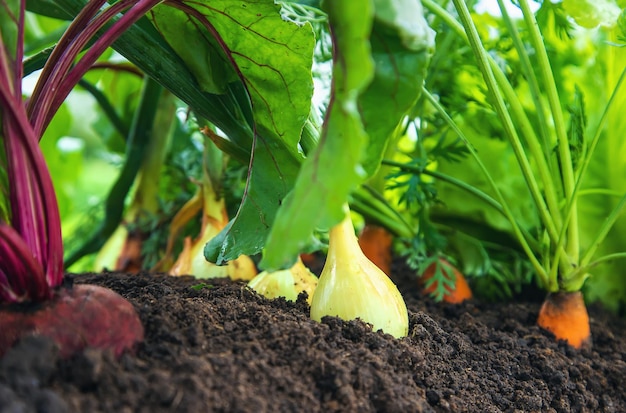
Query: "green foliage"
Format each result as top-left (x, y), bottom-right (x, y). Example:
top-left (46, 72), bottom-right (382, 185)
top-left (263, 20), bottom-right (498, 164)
top-left (86, 68), bottom-right (144, 153)
top-left (23, 13), bottom-right (68, 56)
top-left (40, 104), bottom-right (83, 220)
top-left (566, 86), bottom-right (586, 170)
top-left (21, 0), bottom-right (626, 310)
top-left (412, 0), bottom-right (626, 307)
top-left (261, 0), bottom-right (435, 270)
top-left (455, 236), bottom-right (535, 302)
top-left (148, 8), bottom-right (235, 95)
top-left (418, 256), bottom-right (456, 301)
top-left (0, 0), bottom-right (19, 63)
top-left (32, 0), bottom-right (435, 273)
top-left (577, 29), bottom-right (626, 311)
top-left (260, 1), bottom-right (375, 270)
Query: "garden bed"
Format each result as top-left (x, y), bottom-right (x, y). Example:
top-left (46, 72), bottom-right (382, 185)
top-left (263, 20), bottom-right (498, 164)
top-left (1, 261), bottom-right (624, 412)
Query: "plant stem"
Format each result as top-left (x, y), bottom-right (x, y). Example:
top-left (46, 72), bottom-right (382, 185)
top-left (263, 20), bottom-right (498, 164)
top-left (499, 0), bottom-right (569, 288)
top-left (47, 0), bottom-right (161, 133)
top-left (577, 189), bottom-right (626, 198)
top-left (569, 252), bottom-right (626, 286)
top-left (421, 87), bottom-right (548, 286)
top-left (579, 195), bottom-right (626, 268)
top-left (383, 160), bottom-right (541, 253)
top-left (31, 0), bottom-right (161, 136)
top-left (495, 0), bottom-right (556, 181)
top-left (546, 66), bottom-right (626, 287)
top-left (452, 0), bottom-right (560, 240)
top-left (28, 0), bottom-right (116, 129)
top-left (64, 76), bottom-right (163, 267)
top-left (350, 186), bottom-right (414, 239)
top-left (519, 0), bottom-right (579, 271)
top-left (0, 225), bottom-right (51, 302)
top-left (15, 0), bottom-right (26, 85)
top-left (575, 67), bottom-right (626, 188)
top-left (0, 28), bottom-right (64, 288)
top-left (556, 66), bottom-right (626, 246)
top-left (201, 136), bottom-right (228, 225)
top-left (133, 89), bottom-right (175, 215)
top-left (77, 79), bottom-right (130, 138)
top-left (425, 0), bottom-right (563, 249)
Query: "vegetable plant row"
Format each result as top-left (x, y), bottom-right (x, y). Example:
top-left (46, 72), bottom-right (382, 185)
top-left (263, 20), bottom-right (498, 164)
top-left (1, 0), bottom-right (625, 362)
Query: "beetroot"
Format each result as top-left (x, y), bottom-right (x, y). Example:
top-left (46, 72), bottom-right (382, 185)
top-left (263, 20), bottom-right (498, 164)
top-left (0, 284), bottom-right (144, 359)
top-left (0, 0), bottom-right (151, 362)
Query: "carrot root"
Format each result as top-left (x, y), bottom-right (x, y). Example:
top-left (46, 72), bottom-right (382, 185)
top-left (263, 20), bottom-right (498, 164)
top-left (421, 259), bottom-right (473, 304)
top-left (300, 252), bottom-right (317, 267)
top-left (115, 230), bottom-right (145, 273)
top-left (358, 224), bottom-right (393, 276)
top-left (537, 291), bottom-right (591, 349)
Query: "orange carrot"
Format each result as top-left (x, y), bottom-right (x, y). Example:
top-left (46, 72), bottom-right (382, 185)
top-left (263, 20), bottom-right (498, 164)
top-left (115, 230), bottom-right (144, 273)
top-left (421, 258), bottom-right (472, 304)
top-left (358, 223), bottom-right (393, 276)
top-left (299, 252), bottom-right (325, 275)
top-left (537, 291), bottom-right (591, 349)
top-left (300, 252), bottom-right (318, 267)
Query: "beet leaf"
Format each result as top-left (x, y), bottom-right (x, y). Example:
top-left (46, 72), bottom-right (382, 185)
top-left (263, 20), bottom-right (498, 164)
top-left (148, 0), bottom-right (316, 264)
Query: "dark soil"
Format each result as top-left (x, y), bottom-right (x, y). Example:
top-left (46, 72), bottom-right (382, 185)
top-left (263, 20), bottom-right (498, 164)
top-left (1, 261), bottom-right (625, 413)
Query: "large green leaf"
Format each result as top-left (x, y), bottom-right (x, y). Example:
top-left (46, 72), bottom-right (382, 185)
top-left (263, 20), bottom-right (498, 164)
top-left (26, 0), bottom-right (72, 20)
top-left (150, 0), bottom-right (314, 160)
top-left (360, 0), bottom-right (434, 176)
top-left (259, 1), bottom-right (376, 270)
top-left (148, 0), bottom-right (317, 263)
top-left (148, 6), bottom-right (238, 95)
top-left (260, 0), bottom-right (435, 270)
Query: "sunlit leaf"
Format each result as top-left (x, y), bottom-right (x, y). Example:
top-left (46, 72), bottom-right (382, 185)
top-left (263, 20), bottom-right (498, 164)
top-left (562, 0), bottom-right (621, 29)
top-left (149, 6), bottom-right (237, 94)
top-left (260, 0), bottom-right (375, 270)
top-left (47, 0), bottom-right (253, 143)
top-left (42, 0), bottom-right (315, 265)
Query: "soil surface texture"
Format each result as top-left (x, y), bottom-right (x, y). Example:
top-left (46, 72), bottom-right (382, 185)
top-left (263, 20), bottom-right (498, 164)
top-left (1, 261), bottom-right (625, 413)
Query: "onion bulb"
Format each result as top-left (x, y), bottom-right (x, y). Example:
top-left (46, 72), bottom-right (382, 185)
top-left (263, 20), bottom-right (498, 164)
top-left (170, 229), bottom-right (257, 281)
top-left (310, 208), bottom-right (409, 338)
top-left (168, 136), bottom-right (257, 281)
top-left (248, 257), bottom-right (318, 304)
top-left (168, 177), bottom-right (257, 281)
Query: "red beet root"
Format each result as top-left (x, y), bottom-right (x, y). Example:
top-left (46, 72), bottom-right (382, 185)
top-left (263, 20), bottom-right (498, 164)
top-left (0, 284), bottom-right (144, 359)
